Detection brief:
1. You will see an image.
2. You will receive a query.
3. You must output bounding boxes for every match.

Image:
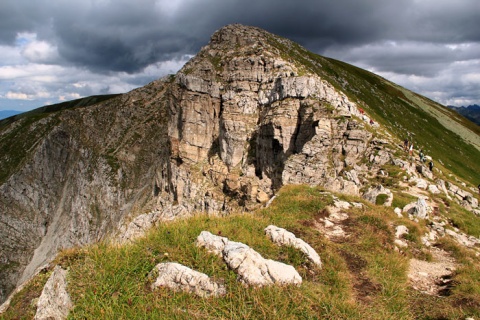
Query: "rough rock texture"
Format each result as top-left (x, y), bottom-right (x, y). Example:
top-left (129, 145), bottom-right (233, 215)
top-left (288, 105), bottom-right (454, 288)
top-left (222, 241), bottom-right (302, 286)
top-left (445, 229), bottom-right (480, 248)
top-left (447, 182), bottom-right (478, 209)
top-left (196, 231), bottom-right (230, 256)
top-left (0, 82), bottom-right (172, 302)
top-left (196, 231), bottom-right (302, 286)
top-left (264, 225), bottom-right (322, 267)
top-left (363, 185), bottom-right (393, 206)
top-left (0, 24), bottom-right (384, 301)
top-left (34, 266), bottom-right (72, 320)
top-left (403, 198), bottom-right (430, 219)
top-left (149, 262), bottom-right (226, 297)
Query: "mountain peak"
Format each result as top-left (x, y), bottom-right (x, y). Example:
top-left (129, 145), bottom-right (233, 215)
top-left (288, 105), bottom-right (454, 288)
top-left (210, 24), bottom-right (268, 46)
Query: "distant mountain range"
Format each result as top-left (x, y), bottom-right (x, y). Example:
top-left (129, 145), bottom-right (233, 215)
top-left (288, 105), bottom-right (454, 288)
top-left (0, 110), bottom-right (22, 120)
top-left (448, 104), bottom-right (480, 126)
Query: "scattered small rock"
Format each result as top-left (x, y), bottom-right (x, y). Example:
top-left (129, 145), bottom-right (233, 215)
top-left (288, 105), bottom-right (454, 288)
top-left (408, 247), bottom-right (456, 296)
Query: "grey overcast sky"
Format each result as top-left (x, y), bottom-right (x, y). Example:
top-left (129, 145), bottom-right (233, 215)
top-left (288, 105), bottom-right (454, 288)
top-left (1, 0), bottom-right (479, 111)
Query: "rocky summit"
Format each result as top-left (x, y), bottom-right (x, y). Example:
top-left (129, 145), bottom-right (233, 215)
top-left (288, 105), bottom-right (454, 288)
top-left (1, 24), bottom-right (479, 311)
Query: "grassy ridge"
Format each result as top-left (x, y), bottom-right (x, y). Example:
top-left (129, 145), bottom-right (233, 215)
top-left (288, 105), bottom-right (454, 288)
top-left (4, 185), bottom-right (479, 319)
top-left (318, 57), bottom-right (480, 186)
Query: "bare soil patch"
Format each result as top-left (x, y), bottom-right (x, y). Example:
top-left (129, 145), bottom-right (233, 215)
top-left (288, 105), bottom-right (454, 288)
top-left (339, 249), bottom-right (381, 303)
top-left (408, 246), bottom-right (456, 296)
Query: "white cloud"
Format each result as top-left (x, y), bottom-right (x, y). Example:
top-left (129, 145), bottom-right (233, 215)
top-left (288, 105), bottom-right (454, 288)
top-left (22, 40), bottom-right (59, 63)
top-left (6, 92), bottom-right (32, 100)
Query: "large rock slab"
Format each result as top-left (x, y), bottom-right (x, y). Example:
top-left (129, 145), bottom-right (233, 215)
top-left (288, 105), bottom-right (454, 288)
top-left (196, 231), bottom-right (302, 287)
top-left (149, 262), bottom-right (226, 297)
top-left (222, 241), bottom-right (302, 286)
top-left (34, 266), bottom-right (73, 320)
top-left (403, 198), bottom-right (430, 219)
top-left (264, 225), bottom-right (322, 268)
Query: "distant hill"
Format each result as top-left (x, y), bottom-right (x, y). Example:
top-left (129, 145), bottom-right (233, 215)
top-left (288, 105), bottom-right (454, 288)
top-left (0, 110), bottom-right (22, 120)
top-left (448, 104), bottom-right (480, 125)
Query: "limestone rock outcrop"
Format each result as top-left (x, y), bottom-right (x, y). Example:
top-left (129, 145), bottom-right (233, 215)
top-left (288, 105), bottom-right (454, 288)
top-left (403, 198), bottom-right (430, 220)
top-left (363, 185), bottom-right (393, 206)
top-left (196, 231), bottom-right (302, 286)
top-left (149, 262), bottom-right (226, 297)
top-left (264, 225), bottom-right (322, 268)
top-left (34, 266), bottom-right (72, 320)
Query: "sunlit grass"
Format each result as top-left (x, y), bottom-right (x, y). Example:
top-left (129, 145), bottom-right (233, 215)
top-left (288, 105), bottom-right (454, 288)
top-left (3, 185), bottom-right (480, 319)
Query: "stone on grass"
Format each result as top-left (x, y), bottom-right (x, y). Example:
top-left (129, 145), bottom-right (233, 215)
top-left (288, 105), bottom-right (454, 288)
top-left (196, 231), bottom-right (229, 256)
top-left (222, 241), bottom-right (302, 286)
top-left (34, 266), bottom-right (73, 320)
top-left (445, 229), bottom-right (480, 248)
top-left (395, 225), bottom-right (409, 239)
top-left (415, 178), bottom-right (428, 190)
top-left (196, 231), bottom-right (302, 287)
top-left (264, 225), bottom-right (322, 268)
top-left (394, 207), bottom-right (403, 218)
top-left (403, 198), bottom-right (429, 219)
top-left (333, 200), bottom-right (351, 209)
top-left (149, 262), bottom-right (226, 297)
top-left (362, 185), bottom-right (393, 206)
top-left (428, 184), bottom-right (440, 194)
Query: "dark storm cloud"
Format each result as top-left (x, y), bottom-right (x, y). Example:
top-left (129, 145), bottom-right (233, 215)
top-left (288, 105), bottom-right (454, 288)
top-left (1, 0), bottom-right (479, 109)
top-left (3, 0), bottom-right (479, 75)
top-left (0, 0), bottom-right (49, 44)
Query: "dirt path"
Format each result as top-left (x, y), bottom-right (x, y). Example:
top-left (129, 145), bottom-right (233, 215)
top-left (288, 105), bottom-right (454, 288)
top-left (408, 246), bottom-right (456, 296)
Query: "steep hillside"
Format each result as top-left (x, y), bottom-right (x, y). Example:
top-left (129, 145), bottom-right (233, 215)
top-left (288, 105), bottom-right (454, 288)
top-left (0, 24), bottom-right (479, 315)
top-left (254, 35), bottom-right (480, 183)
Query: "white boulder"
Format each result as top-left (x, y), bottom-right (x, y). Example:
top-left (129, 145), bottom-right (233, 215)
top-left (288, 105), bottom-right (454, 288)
top-left (149, 262), bottom-right (226, 297)
top-left (34, 266), bottom-right (73, 320)
top-left (264, 225), bottom-right (322, 268)
top-left (403, 198), bottom-right (430, 219)
top-left (196, 231), bottom-right (302, 287)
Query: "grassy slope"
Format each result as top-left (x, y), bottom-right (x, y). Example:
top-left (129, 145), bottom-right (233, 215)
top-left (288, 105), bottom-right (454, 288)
top-left (3, 185), bottom-right (479, 319)
top-left (318, 57), bottom-right (480, 186)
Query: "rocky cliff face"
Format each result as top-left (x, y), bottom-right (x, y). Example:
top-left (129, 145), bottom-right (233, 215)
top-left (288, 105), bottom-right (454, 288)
top-left (0, 24), bottom-right (386, 303)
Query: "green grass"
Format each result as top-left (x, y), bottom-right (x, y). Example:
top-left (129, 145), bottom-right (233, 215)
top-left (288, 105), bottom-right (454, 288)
top-left (442, 201), bottom-right (480, 238)
top-left (4, 185), bottom-right (479, 319)
top-left (317, 57), bottom-right (480, 186)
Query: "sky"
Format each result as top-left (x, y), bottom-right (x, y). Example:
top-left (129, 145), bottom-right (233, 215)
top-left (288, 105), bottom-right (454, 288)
top-left (1, 0), bottom-right (479, 112)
